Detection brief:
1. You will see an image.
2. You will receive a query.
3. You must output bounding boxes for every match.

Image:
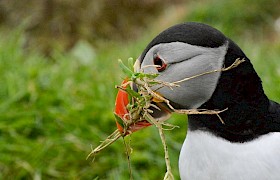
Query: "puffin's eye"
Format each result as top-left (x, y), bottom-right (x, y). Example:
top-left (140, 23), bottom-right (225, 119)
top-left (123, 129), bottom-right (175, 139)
top-left (153, 55), bottom-right (167, 72)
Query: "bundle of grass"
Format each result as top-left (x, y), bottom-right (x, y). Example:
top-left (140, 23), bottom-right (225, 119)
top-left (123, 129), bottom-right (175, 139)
top-left (88, 57), bottom-right (245, 180)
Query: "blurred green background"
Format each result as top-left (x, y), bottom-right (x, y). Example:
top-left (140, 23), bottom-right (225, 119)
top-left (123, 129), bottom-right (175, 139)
top-left (0, 0), bottom-right (279, 179)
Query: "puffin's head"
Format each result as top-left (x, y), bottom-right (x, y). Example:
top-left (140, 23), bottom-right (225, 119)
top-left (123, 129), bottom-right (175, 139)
top-left (116, 22), bottom-right (268, 138)
top-left (136, 22), bottom-right (263, 112)
top-left (137, 22), bottom-right (226, 109)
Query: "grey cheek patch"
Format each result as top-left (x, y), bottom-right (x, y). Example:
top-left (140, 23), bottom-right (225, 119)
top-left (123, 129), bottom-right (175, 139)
top-left (140, 41), bottom-right (228, 108)
top-left (141, 51), bottom-right (158, 73)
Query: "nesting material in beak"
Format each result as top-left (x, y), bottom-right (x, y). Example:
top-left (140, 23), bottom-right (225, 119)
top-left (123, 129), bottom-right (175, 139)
top-left (114, 79), bottom-right (172, 135)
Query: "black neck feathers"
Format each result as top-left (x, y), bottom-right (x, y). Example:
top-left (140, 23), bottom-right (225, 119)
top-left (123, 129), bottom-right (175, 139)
top-left (188, 39), bottom-right (280, 142)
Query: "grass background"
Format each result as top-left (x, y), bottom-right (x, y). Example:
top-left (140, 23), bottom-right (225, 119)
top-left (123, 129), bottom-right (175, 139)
top-left (0, 0), bottom-right (279, 179)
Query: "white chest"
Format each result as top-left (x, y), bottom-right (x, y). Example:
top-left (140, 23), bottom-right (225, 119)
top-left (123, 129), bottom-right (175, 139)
top-left (179, 130), bottom-right (280, 180)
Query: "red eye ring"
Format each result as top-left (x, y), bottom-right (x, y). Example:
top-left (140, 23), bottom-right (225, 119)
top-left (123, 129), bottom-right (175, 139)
top-left (153, 55), bottom-right (167, 72)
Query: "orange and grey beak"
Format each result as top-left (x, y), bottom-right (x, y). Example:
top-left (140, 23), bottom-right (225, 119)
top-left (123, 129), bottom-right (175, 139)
top-left (114, 79), bottom-right (152, 135)
top-left (114, 78), bottom-right (172, 135)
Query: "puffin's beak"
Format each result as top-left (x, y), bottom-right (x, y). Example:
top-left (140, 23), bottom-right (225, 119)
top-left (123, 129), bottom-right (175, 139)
top-left (114, 59), bottom-right (172, 135)
top-left (114, 79), bottom-right (152, 135)
top-left (133, 59), bottom-right (141, 72)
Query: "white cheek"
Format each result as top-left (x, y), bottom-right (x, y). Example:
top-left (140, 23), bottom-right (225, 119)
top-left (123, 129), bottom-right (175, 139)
top-left (140, 42), bottom-right (228, 108)
top-left (156, 55), bottom-right (223, 108)
top-left (141, 52), bottom-right (158, 74)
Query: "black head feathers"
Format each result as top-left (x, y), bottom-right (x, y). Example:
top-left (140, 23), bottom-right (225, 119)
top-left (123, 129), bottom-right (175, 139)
top-left (140, 22), bottom-right (227, 62)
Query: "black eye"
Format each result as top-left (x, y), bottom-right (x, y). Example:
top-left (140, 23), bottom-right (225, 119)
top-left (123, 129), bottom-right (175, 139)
top-left (153, 55), bottom-right (167, 72)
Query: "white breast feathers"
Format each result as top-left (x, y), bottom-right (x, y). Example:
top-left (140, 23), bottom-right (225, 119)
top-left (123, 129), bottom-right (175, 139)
top-left (179, 130), bottom-right (280, 180)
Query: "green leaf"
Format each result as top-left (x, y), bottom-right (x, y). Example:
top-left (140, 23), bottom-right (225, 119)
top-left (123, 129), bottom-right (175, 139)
top-left (114, 113), bottom-right (125, 129)
top-left (118, 59), bottom-right (133, 77)
top-left (128, 57), bottom-right (134, 70)
top-left (125, 86), bottom-right (142, 99)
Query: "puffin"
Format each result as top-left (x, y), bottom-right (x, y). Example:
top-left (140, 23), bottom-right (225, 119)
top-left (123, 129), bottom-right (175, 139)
top-left (134, 22), bottom-right (280, 179)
